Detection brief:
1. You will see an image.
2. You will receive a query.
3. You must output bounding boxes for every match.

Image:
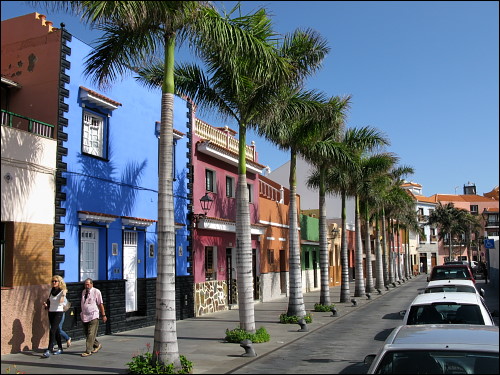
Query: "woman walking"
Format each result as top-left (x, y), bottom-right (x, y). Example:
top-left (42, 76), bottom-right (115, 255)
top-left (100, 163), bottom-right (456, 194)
top-left (42, 275), bottom-right (68, 357)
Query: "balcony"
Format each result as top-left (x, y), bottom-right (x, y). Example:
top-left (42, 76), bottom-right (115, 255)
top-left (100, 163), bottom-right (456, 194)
top-left (417, 214), bottom-right (428, 223)
top-left (1, 109), bottom-right (54, 138)
top-left (195, 119), bottom-right (255, 162)
top-left (195, 118), bottom-right (266, 174)
top-left (259, 179), bottom-right (283, 203)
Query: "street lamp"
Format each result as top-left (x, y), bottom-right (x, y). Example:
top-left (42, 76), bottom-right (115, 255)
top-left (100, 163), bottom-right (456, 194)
top-left (192, 192), bottom-right (214, 225)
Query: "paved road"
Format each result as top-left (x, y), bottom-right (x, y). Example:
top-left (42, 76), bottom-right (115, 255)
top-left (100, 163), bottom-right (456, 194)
top-left (230, 277), bottom-right (427, 374)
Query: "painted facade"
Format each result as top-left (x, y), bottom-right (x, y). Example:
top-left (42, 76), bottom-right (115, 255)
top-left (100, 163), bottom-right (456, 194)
top-left (300, 214), bottom-right (320, 292)
top-left (258, 175), bottom-right (292, 301)
top-left (1, 12), bottom-right (67, 355)
top-left (1, 12), bottom-right (193, 354)
top-left (188, 114), bottom-right (266, 316)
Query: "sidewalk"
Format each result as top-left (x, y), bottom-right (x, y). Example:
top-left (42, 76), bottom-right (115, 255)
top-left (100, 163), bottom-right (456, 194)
top-left (1, 275), bottom-right (497, 374)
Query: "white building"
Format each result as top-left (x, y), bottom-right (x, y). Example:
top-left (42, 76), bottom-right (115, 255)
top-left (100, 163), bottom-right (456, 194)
top-left (401, 182), bottom-right (438, 273)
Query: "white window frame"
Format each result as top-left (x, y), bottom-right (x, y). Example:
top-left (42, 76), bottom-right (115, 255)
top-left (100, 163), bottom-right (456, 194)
top-left (82, 109), bottom-right (106, 158)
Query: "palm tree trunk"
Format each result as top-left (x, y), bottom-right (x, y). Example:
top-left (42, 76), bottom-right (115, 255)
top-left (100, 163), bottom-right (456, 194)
top-left (374, 213), bottom-right (384, 289)
top-left (381, 209), bottom-right (390, 285)
top-left (340, 192), bottom-right (351, 303)
top-left (449, 231), bottom-right (452, 261)
top-left (287, 150), bottom-right (306, 317)
top-left (354, 195), bottom-right (365, 297)
top-left (319, 168), bottom-right (331, 305)
top-left (364, 203), bottom-right (374, 293)
top-left (396, 222), bottom-right (402, 281)
top-left (389, 219), bottom-right (396, 284)
top-left (405, 228), bottom-right (410, 278)
top-left (236, 122), bottom-right (255, 333)
top-left (153, 33), bottom-right (180, 368)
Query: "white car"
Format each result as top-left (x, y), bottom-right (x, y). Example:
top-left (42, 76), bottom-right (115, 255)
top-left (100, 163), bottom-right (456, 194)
top-left (424, 279), bottom-right (485, 299)
top-left (401, 292), bottom-right (494, 325)
top-left (364, 325), bottom-right (499, 374)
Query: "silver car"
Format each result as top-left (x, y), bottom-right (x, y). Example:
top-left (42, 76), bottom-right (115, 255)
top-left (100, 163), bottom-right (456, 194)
top-left (365, 325), bottom-right (499, 374)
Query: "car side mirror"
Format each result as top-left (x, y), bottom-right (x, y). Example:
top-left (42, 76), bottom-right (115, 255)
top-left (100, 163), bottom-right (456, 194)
top-left (426, 276), bottom-right (430, 282)
top-left (399, 310), bottom-right (406, 317)
top-left (364, 354), bottom-right (376, 366)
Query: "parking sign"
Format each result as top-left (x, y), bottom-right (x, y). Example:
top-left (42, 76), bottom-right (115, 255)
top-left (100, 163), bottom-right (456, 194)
top-left (484, 239), bottom-right (495, 249)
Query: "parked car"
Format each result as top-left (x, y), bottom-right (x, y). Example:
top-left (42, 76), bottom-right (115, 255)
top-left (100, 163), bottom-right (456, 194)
top-left (444, 260), bottom-right (469, 265)
top-left (400, 292), bottom-right (494, 325)
top-left (424, 279), bottom-right (485, 299)
top-left (364, 325), bottom-right (499, 374)
top-left (427, 264), bottom-right (476, 284)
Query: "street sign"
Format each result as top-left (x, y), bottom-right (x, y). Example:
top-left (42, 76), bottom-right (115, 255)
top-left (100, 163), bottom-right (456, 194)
top-left (484, 239), bottom-right (495, 249)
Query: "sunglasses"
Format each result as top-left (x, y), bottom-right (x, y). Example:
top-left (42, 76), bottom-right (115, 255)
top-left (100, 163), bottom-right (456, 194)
top-left (52, 280), bottom-right (59, 283)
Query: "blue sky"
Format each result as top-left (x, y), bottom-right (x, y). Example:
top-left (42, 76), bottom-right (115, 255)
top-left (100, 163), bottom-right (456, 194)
top-left (2, 1), bottom-right (499, 196)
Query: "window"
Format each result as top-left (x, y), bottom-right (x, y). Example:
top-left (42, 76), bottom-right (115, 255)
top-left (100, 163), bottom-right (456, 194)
top-left (226, 176), bottom-right (234, 198)
top-left (267, 249), bottom-right (274, 265)
top-left (82, 109), bottom-right (107, 158)
top-left (247, 183), bottom-right (254, 203)
top-left (488, 214), bottom-right (498, 224)
top-left (1, 222), bottom-right (13, 287)
top-left (205, 246), bottom-right (217, 281)
top-left (470, 205), bottom-right (478, 214)
top-left (206, 169), bottom-right (215, 193)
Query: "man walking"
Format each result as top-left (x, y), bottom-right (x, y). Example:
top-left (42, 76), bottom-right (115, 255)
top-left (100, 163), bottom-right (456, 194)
top-left (80, 278), bottom-right (107, 357)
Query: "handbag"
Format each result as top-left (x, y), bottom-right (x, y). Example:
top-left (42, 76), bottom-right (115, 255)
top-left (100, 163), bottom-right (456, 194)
top-left (63, 297), bottom-right (72, 312)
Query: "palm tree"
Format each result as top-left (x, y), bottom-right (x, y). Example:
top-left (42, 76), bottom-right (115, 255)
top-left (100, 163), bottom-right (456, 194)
top-left (379, 165), bottom-right (414, 284)
top-left (427, 202), bottom-right (458, 262)
top-left (37, 1), bottom-right (289, 366)
top-left (309, 127), bottom-right (389, 300)
top-left (301, 96), bottom-right (354, 306)
top-left (259, 92), bottom-right (343, 317)
top-left (462, 212), bottom-right (482, 265)
top-left (139, 20), bottom-right (328, 330)
top-left (252, 33), bottom-right (335, 317)
top-left (356, 153), bottom-right (397, 293)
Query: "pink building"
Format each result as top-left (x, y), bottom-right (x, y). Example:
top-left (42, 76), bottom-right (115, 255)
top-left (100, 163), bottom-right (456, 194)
top-left (188, 107), bottom-right (266, 316)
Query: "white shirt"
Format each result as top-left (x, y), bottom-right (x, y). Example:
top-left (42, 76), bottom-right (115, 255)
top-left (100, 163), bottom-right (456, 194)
top-left (48, 290), bottom-right (66, 312)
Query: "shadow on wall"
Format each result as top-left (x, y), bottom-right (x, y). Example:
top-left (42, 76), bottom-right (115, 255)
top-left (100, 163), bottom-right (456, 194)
top-left (1, 127), bottom-right (45, 220)
top-left (7, 319), bottom-right (24, 353)
top-left (1, 284), bottom-right (50, 355)
top-left (65, 147), bottom-right (148, 235)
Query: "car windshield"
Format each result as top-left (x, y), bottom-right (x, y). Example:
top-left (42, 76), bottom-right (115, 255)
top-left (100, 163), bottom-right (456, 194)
top-left (407, 304), bottom-right (485, 325)
top-left (425, 286), bottom-right (477, 294)
top-left (432, 269), bottom-right (469, 280)
top-left (375, 350), bottom-right (498, 374)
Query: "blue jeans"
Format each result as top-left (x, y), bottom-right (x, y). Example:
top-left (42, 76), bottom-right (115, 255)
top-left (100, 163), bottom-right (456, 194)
top-left (59, 313), bottom-right (70, 341)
